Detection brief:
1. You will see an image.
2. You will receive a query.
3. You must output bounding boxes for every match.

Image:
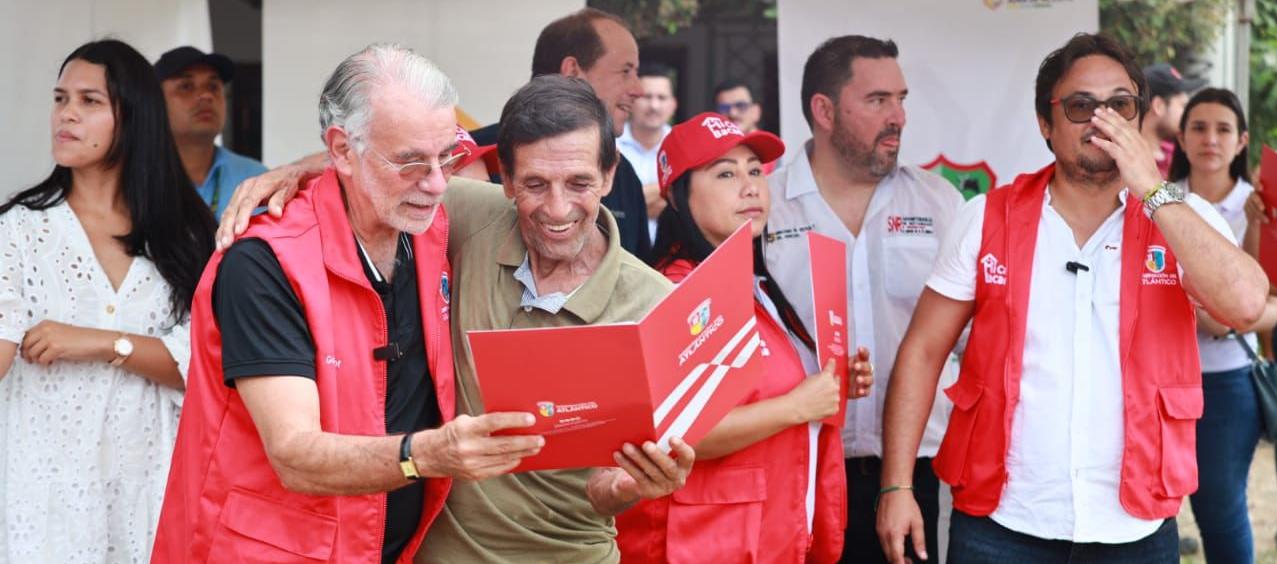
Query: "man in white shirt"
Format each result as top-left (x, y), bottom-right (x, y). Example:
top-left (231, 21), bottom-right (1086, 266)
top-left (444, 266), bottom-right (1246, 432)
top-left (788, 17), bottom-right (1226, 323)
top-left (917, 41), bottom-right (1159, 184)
top-left (763, 35), bottom-right (965, 563)
top-left (877, 33), bottom-right (1267, 564)
top-left (618, 63), bottom-right (678, 242)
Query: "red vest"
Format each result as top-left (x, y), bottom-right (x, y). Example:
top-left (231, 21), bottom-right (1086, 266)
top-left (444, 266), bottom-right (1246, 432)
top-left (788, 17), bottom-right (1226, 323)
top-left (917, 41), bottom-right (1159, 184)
top-left (932, 164), bottom-right (1203, 521)
top-left (152, 169), bottom-right (456, 563)
top-left (615, 259), bottom-right (846, 563)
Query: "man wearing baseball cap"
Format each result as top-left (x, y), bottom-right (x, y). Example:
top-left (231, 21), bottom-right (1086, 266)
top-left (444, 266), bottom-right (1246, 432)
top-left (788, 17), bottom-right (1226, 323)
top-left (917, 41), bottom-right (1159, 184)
top-left (1141, 63), bottom-right (1206, 179)
top-left (155, 46), bottom-right (267, 215)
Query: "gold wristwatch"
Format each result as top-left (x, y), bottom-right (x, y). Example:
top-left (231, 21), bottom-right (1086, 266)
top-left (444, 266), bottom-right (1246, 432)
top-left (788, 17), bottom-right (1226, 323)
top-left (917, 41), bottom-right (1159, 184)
top-left (110, 333), bottom-right (134, 367)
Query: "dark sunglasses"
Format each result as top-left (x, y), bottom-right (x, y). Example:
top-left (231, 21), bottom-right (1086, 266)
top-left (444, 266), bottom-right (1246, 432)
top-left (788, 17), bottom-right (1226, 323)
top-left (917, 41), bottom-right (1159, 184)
top-left (716, 101), bottom-right (754, 114)
top-left (1050, 93), bottom-right (1141, 124)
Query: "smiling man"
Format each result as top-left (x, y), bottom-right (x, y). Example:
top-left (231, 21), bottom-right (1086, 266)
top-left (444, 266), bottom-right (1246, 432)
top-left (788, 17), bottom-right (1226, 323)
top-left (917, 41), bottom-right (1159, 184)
top-left (877, 33), bottom-right (1267, 564)
top-left (416, 73), bottom-right (694, 564)
top-left (153, 44), bottom-right (545, 564)
top-left (468, 8), bottom-right (652, 261)
top-left (155, 46), bottom-right (266, 215)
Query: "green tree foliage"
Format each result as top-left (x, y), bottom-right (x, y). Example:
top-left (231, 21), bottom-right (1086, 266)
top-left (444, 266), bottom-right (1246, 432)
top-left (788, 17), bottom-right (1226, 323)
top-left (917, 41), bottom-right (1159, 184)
top-left (1099, 0), bottom-right (1232, 71)
top-left (1251, 0), bottom-right (1277, 167)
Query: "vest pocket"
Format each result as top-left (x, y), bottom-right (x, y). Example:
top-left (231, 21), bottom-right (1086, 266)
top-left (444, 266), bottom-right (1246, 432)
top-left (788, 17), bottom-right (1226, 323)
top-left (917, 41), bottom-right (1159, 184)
top-left (933, 382), bottom-right (985, 488)
top-left (667, 465), bottom-right (767, 562)
top-left (1156, 386), bottom-right (1203, 497)
top-left (206, 488), bottom-right (338, 562)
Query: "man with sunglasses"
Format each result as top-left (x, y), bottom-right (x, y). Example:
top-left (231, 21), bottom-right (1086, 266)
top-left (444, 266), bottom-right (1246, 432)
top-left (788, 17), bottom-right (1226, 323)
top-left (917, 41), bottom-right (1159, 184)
top-left (155, 45), bottom-right (545, 563)
top-left (712, 79), bottom-right (763, 135)
top-left (877, 34), bottom-right (1266, 563)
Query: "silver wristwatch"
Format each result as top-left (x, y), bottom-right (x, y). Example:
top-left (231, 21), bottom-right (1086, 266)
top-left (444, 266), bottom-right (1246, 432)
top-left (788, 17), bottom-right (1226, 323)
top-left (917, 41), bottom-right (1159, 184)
top-left (1143, 181), bottom-right (1185, 219)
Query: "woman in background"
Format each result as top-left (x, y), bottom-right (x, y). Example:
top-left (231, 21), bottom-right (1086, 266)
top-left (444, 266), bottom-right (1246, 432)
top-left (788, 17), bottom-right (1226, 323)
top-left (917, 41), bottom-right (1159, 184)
top-left (1169, 87), bottom-right (1277, 564)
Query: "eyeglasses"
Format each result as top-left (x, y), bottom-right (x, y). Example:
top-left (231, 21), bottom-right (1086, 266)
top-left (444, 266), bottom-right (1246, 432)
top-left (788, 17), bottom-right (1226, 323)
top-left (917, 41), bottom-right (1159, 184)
top-left (363, 141), bottom-right (470, 181)
top-left (1050, 93), bottom-right (1141, 124)
top-left (716, 101), bottom-right (754, 114)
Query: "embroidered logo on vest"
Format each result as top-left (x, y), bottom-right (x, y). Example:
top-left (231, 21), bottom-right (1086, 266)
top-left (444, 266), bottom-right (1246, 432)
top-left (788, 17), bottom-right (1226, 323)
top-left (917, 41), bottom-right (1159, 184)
top-left (980, 253), bottom-right (1007, 285)
top-left (324, 355), bottom-right (342, 369)
top-left (1142, 245), bottom-right (1179, 286)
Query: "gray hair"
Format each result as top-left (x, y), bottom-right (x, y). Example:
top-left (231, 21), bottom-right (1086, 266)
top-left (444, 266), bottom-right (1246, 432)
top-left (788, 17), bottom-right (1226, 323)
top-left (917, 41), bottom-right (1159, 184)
top-left (318, 43), bottom-right (459, 150)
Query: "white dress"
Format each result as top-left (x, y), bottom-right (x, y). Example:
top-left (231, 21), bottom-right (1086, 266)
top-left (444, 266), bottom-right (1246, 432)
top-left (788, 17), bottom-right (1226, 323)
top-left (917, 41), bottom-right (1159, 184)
top-left (0, 201), bottom-right (190, 563)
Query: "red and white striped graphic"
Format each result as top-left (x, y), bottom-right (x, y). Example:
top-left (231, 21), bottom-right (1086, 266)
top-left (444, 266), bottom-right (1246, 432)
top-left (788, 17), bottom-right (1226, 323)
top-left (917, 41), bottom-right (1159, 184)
top-left (652, 315), bottom-right (763, 450)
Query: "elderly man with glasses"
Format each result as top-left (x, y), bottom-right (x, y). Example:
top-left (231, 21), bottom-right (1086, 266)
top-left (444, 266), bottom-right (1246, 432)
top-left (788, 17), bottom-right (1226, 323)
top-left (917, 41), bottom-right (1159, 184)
top-left (153, 44), bottom-right (546, 564)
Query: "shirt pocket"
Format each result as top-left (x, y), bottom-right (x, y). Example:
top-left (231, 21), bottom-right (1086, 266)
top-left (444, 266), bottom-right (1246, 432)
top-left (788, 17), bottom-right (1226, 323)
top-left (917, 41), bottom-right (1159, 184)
top-left (882, 236), bottom-right (940, 301)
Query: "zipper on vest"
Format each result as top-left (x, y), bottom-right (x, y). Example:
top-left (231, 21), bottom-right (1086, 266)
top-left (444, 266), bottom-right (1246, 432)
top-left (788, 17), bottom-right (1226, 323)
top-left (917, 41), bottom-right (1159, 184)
top-left (373, 291), bottom-right (390, 559)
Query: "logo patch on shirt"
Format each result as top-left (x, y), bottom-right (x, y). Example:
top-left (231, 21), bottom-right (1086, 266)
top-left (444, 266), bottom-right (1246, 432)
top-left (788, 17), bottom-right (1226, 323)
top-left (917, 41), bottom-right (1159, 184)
top-left (1142, 245), bottom-right (1180, 286)
top-left (658, 150), bottom-right (672, 186)
top-left (764, 224), bottom-right (814, 243)
top-left (325, 355), bottom-right (342, 369)
top-left (981, 253), bottom-right (1007, 285)
top-left (440, 272), bottom-right (452, 319)
top-left (886, 215), bottom-right (935, 235)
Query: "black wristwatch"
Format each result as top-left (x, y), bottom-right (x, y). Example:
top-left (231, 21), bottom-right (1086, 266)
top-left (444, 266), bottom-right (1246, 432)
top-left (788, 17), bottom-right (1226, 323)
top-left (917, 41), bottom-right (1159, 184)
top-left (399, 432), bottom-right (421, 481)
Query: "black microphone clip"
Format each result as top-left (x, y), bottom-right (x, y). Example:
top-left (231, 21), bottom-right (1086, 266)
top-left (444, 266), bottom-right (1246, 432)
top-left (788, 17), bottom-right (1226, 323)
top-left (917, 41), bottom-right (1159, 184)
top-left (1065, 261), bottom-right (1090, 274)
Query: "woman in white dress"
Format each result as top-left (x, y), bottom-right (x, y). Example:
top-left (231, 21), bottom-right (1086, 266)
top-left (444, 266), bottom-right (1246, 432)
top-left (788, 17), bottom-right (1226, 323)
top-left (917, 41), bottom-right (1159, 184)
top-left (0, 39), bottom-right (216, 562)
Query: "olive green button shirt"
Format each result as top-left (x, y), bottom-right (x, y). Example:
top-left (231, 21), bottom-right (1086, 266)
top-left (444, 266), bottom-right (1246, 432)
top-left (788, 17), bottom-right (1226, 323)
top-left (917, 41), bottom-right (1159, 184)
top-left (417, 178), bottom-right (672, 564)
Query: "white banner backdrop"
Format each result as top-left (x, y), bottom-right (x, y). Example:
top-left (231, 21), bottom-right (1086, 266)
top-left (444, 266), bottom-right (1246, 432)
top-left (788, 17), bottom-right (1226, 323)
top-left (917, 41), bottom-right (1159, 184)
top-left (777, 0), bottom-right (1098, 188)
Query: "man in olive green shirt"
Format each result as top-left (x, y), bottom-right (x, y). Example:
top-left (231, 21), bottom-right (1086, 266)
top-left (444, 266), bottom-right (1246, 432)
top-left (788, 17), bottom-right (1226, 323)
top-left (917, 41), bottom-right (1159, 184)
top-left (217, 74), bottom-right (693, 564)
top-left (416, 76), bottom-right (691, 563)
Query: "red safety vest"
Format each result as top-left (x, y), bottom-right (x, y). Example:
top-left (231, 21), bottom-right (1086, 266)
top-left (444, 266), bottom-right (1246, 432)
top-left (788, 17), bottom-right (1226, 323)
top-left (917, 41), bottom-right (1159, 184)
top-left (932, 164), bottom-right (1203, 521)
top-left (152, 168), bottom-right (456, 563)
top-left (615, 259), bottom-right (845, 563)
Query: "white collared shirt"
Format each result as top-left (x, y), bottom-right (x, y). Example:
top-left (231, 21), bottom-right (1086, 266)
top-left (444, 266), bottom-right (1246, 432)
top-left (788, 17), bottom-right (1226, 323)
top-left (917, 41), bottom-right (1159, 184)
top-left (1178, 177), bottom-right (1258, 373)
top-left (763, 141), bottom-right (966, 458)
top-left (926, 187), bottom-right (1233, 543)
top-left (618, 123), bottom-right (670, 243)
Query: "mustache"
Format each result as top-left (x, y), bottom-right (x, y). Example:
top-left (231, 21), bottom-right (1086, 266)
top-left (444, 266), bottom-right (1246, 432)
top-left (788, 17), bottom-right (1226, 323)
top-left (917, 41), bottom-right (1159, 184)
top-left (876, 126), bottom-right (902, 143)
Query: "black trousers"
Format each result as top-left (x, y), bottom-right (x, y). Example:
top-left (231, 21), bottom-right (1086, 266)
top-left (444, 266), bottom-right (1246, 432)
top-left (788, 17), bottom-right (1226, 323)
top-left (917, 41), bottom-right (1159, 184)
top-left (840, 457), bottom-right (940, 564)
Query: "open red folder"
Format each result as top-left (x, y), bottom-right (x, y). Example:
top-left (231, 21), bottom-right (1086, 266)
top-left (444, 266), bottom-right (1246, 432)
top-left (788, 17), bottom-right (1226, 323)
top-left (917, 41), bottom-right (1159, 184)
top-left (468, 224), bottom-right (764, 472)
top-left (1259, 146), bottom-right (1277, 287)
top-left (808, 232), bottom-right (850, 427)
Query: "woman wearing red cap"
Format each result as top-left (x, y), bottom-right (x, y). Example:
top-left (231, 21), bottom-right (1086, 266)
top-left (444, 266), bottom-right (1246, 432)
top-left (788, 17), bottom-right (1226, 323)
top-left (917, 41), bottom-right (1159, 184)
top-left (615, 113), bottom-right (871, 562)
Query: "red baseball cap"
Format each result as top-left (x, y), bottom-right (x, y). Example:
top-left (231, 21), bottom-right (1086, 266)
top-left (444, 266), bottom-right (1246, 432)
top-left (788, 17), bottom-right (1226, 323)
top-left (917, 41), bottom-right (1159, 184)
top-left (452, 125), bottom-right (498, 175)
top-left (656, 112), bottom-right (785, 198)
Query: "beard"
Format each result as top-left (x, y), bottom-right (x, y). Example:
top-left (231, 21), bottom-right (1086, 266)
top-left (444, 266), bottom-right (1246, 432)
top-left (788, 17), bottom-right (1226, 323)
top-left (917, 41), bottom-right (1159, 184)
top-left (831, 113), bottom-right (900, 179)
top-left (1059, 137), bottom-right (1121, 188)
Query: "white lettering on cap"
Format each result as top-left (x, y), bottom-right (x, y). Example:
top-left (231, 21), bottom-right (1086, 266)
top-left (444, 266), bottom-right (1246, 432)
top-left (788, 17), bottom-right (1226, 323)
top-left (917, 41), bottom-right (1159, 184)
top-left (700, 116), bottom-right (743, 139)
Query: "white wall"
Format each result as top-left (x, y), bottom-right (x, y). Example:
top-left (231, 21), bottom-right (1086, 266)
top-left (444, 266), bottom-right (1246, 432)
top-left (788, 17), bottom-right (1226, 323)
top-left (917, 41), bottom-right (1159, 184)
top-left (0, 0), bottom-right (210, 199)
top-left (262, 0), bottom-right (583, 166)
top-left (777, 0), bottom-right (1099, 183)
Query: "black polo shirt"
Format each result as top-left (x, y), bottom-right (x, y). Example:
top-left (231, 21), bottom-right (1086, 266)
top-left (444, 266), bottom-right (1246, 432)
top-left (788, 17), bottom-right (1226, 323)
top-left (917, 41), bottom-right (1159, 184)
top-left (213, 234), bottom-right (440, 564)
top-left (469, 122), bottom-right (651, 261)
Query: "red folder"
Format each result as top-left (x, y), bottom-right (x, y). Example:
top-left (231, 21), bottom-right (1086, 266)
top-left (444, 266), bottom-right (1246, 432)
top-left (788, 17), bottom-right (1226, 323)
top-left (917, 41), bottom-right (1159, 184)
top-left (468, 224), bottom-right (764, 472)
top-left (1259, 146), bottom-right (1277, 287)
top-left (808, 232), bottom-right (850, 427)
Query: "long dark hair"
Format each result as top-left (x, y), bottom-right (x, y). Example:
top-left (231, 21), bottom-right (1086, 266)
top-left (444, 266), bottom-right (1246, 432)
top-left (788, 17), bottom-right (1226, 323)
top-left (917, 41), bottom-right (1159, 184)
top-left (1167, 87), bottom-right (1251, 185)
top-left (651, 173), bottom-right (815, 352)
top-left (0, 39), bottom-right (215, 322)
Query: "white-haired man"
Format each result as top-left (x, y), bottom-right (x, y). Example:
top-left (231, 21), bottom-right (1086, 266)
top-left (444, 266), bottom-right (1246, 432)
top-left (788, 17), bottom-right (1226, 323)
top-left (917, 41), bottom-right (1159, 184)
top-left (152, 44), bottom-right (543, 564)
